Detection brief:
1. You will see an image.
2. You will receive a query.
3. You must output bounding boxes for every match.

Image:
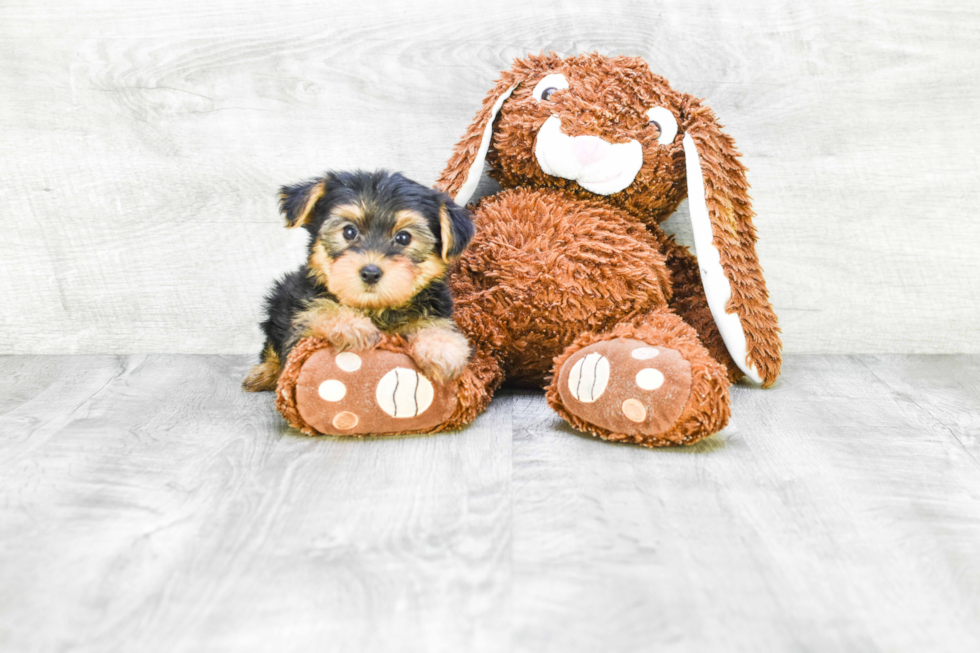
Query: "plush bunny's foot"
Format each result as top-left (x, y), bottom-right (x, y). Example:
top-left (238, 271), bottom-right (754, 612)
top-left (556, 338), bottom-right (692, 438)
top-left (547, 321), bottom-right (731, 446)
top-left (277, 340), bottom-right (457, 436)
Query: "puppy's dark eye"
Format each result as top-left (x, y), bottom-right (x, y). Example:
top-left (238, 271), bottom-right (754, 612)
top-left (541, 87), bottom-right (558, 101)
top-left (342, 225), bottom-right (358, 241)
top-left (394, 231), bottom-right (412, 246)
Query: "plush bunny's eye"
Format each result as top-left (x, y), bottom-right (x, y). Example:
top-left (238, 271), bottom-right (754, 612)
top-left (532, 73), bottom-right (569, 102)
top-left (645, 107), bottom-right (679, 145)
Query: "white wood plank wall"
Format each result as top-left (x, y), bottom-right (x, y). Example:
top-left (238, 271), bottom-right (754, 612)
top-left (1, 0), bottom-right (978, 355)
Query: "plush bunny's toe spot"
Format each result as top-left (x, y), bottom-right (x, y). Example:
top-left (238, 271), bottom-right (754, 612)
top-left (557, 338), bottom-right (693, 437)
top-left (621, 398), bottom-right (647, 423)
top-left (318, 379), bottom-right (347, 401)
top-left (375, 368), bottom-right (435, 418)
top-left (294, 348), bottom-right (456, 436)
top-left (631, 347), bottom-right (659, 360)
top-left (635, 368), bottom-right (664, 390)
top-left (566, 352), bottom-right (610, 403)
top-left (335, 352), bottom-right (362, 372)
top-left (332, 411), bottom-right (359, 430)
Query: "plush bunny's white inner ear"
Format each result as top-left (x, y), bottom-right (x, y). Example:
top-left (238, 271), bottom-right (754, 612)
top-left (454, 84), bottom-right (518, 206)
top-left (683, 133), bottom-right (764, 384)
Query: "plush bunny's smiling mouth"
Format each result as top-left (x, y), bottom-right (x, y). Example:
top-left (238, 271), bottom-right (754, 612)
top-left (534, 116), bottom-right (643, 195)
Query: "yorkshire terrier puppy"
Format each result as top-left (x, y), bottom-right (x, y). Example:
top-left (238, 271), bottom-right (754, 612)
top-left (243, 170), bottom-right (475, 392)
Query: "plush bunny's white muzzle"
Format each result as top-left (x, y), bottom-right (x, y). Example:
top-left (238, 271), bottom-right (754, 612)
top-left (534, 117), bottom-right (643, 195)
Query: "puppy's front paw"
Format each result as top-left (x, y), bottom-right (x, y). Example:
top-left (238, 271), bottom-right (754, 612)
top-left (308, 312), bottom-right (381, 351)
top-left (409, 327), bottom-right (471, 383)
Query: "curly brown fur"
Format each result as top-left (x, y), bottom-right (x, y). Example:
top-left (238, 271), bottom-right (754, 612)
top-left (450, 187), bottom-right (673, 386)
top-left (244, 170), bottom-right (474, 392)
top-left (437, 52), bottom-right (781, 387)
top-left (430, 52), bottom-right (783, 444)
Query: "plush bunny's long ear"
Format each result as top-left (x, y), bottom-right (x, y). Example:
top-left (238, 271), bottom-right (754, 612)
top-left (435, 76), bottom-right (519, 205)
top-left (682, 107), bottom-right (782, 387)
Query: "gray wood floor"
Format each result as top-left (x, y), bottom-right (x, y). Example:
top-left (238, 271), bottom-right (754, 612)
top-left (1, 355), bottom-right (979, 652)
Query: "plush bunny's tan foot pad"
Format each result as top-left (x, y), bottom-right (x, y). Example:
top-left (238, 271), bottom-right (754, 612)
top-left (276, 338), bottom-right (457, 436)
top-left (557, 338), bottom-right (692, 437)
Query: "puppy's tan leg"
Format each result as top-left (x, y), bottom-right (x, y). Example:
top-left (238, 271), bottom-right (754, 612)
top-left (243, 343), bottom-right (282, 392)
top-left (295, 299), bottom-right (382, 351)
top-left (407, 321), bottom-right (472, 383)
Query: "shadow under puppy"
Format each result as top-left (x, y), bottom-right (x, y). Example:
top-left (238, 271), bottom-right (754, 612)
top-left (243, 170), bottom-right (475, 392)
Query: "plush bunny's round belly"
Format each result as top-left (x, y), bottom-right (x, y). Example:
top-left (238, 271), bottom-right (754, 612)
top-left (281, 53), bottom-right (782, 446)
top-left (452, 188), bottom-right (674, 386)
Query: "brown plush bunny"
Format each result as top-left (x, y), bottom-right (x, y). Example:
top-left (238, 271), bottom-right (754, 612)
top-left (276, 52), bottom-right (781, 446)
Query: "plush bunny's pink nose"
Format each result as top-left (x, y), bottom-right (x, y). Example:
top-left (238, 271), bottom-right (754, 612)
top-left (572, 136), bottom-right (610, 166)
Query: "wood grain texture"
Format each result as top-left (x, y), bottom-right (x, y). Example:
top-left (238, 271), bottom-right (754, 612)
top-left (1, 354), bottom-right (980, 652)
top-left (0, 354), bottom-right (514, 652)
top-left (1, 0), bottom-right (979, 356)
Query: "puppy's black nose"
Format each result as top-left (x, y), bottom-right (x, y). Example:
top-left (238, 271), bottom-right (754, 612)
top-left (359, 264), bottom-right (383, 285)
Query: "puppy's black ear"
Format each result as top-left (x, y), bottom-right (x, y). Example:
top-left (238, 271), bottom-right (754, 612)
top-left (279, 177), bottom-right (328, 229)
top-left (438, 199), bottom-right (475, 262)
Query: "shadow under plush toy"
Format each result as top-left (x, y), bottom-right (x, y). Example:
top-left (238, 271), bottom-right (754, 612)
top-left (267, 52), bottom-right (782, 446)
